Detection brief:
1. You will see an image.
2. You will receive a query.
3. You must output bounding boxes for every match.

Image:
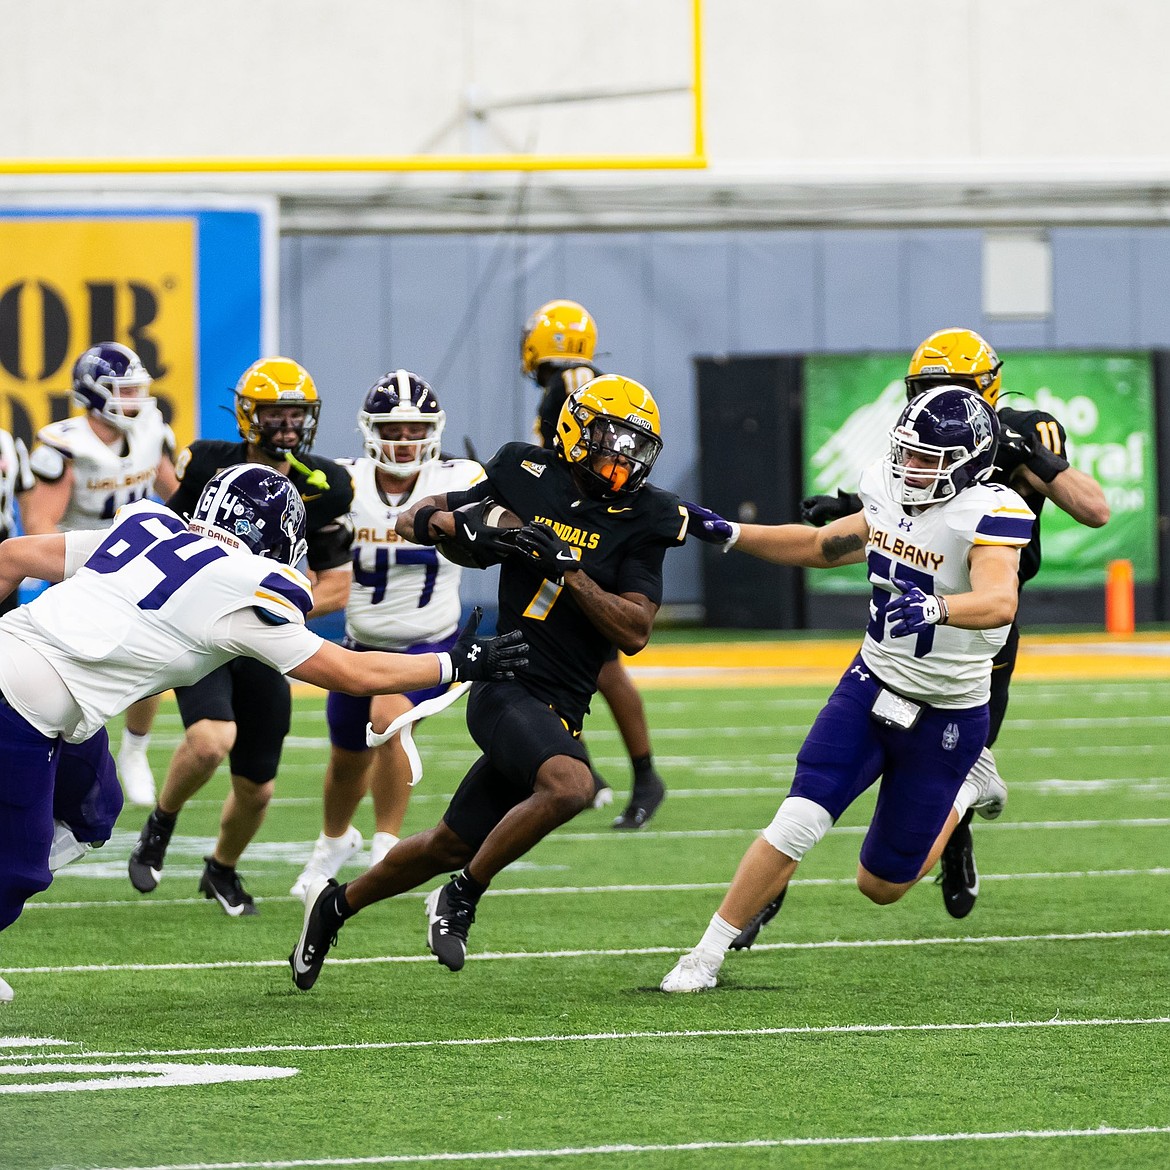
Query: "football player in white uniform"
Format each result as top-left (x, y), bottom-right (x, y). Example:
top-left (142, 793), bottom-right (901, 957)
top-left (0, 464), bottom-right (527, 1001)
top-left (662, 386), bottom-right (1034, 992)
top-left (22, 343), bottom-right (178, 807)
top-left (291, 371), bottom-right (485, 899)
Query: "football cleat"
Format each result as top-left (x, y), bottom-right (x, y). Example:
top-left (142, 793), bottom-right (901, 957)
top-left (425, 879), bottom-right (476, 972)
top-left (660, 948), bottom-right (723, 993)
top-left (613, 770), bottom-right (666, 830)
top-left (729, 887), bottom-right (788, 951)
top-left (117, 740), bottom-right (157, 807)
top-left (198, 858), bottom-right (258, 917)
top-left (128, 808), bottom-right (175, 893)
top-left (290, 827), bottom-right (364, 901)
top-left (0, 975), bottom-right (13, 1003)
top-left (969, 747), bottom-right (1009, 820)
top-left (289, 876), bottom-right (341, 991)
top-left (938, 810), bottom-right (978, 918)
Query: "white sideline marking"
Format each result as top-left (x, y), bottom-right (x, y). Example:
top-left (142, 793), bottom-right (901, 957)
top-left (6, 1014), bottom-right (1169, 1063)
top-left (25, 868), bottom-right (1170, 912)
top-left (4, 928), bottom-right (1168, 977)
top-left (80, 1125), bottom-right (1170, 1169)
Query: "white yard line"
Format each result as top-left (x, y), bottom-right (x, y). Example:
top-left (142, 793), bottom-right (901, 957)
top-left (76, 1124), bottom-right (1170, 1170)
top-left (26, 868), bottom-right (1170, 911)
top-left (4, 1014), bottom-right (1169, 1062)
top-left (4, 928), bottom-right (1168, 977)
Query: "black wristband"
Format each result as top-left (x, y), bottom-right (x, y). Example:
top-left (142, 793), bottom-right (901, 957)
top-left (1026, 443), bottom-right (1070, 484)
top-left (412, 505), bottom-right (440, 545)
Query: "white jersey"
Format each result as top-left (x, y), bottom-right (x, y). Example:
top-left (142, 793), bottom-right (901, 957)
top-left (857, 461), bottom-right (1034, 708)
top-left (0, 428), bottom-right (34, 538)
top-left (29, 406), bottom-right (175, 531)
top-left (344, 456), bottom-right (485, 649)
top-left (0, 501), bottom-right (321, 742)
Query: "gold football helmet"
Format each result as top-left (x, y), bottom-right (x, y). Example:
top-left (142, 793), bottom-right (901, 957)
top-left (234, 356), bottom-right (321, 457)
top-left (520, 300), bottom-right (598, 375)
top-left (905, 328), bottom-right (1003, 407)
top-left (555, 374), bottom-right (662, 496)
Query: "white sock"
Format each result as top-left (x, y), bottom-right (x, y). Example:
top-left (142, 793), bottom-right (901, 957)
top-left (697, 912), bottom-right (740, 958)
top-left (121, 730), bottom-right (150, 755)
top-left (370, 832), bottom-right (399, 867)
top-left (320, 830), bottom-right (354, 853)
top-left (953, 776), bottom-right (980, 818)
top-left (954, 747), bottom-right (1001, 816)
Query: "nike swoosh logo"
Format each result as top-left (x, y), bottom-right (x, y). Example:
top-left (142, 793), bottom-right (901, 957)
top-left (292, 948), bottom-right (314, 975)
top-left (607, 506), bottom-right (632, 514)
top-left (302, 493), bottom-right (322, 502)
top-left (462, 523), bottom-right (477, 542)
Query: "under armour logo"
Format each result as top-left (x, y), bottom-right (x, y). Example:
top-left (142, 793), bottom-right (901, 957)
top-left (467, 645), bottom-right (481, 661)
top-left (850, 664), bottom-right (870, 683)
top-left (898, 518), bottom-right (913, 531)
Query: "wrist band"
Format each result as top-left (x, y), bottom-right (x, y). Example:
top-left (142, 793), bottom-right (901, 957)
top-left (937, 595), bottom-right (950, 626)
top-left (723, 522), bottom-right (742, 553)
top-left (1026, 444), bottom-right (1070, 484)
top-left (436, 652), bottom-right (454, 685)
top-left (413, 505), bottom-right (440, 545)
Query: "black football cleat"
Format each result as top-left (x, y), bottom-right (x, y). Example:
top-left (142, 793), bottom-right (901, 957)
top-left (424, 878), bottom-right (476, 972)
top-left (198, 857), bottom-right (258, 917)
top-left (289, 877), bottom-right (341, 991)
top-left (729, 887), bottom-right (788, 950)
top-left (128, 808), bottom-right (175, 894)
top-left (938, 809), bottom-right (979, 919)
top-left (613, 770), bottom-right (666, 830)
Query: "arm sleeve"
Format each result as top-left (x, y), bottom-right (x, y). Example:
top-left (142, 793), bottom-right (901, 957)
top-left (63, 529), bottom-right (109, 577)
top-left (213, 607), bottom-right (325, 674)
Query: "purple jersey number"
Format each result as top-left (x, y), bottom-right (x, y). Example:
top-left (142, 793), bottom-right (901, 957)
top-left (866, 551), bottom-right (936, 658)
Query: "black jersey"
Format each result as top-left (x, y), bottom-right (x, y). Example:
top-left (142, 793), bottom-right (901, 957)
top-left (469, 442), bottom-right (686, 726)
top-left (991, 406), bottom-right (1067, 586)
top-left (169, 439), bottom-right (354, 571)
top-left (533, 362), bottom-right (603, 448)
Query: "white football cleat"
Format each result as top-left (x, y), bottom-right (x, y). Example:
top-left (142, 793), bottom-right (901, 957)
top-left (369, 832), bottom-right (399, 869)
top-left (117, 742), bottom-right (156, 807)
top-left (660, 948), bottom-right (723, 993)
top-left (0, 975), bottom-right (13, 1003)
top-left (48, 821), bottom-right (92, 872)
top-left (291, 827), bottom-right (363, 901)
top-left (970, 747), bottom-right (1008, 820)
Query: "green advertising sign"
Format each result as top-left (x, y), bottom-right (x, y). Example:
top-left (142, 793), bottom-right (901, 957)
top-left (803, 352), bottom-right (1155, 592)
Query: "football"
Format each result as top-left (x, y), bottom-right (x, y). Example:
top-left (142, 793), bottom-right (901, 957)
top-left (436, 499), bottom-right (524, 569)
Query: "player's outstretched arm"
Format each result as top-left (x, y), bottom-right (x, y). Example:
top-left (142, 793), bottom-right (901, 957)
top-left (1018, 463), bottom-right (1110, 528)
top-left (288, 607), bottom-right (528, 695)
top-left (737, 510), bottom-right (870, 569)
top-left (0, 533), bottom-right (67, 601)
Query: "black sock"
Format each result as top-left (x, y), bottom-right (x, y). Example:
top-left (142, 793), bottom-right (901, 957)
top-left (204, 855), bottom-right (234, 875)
top-left (153, 806), bottom-right (177, 828)
top-left (631, 755), bottom-right (654, 778)
top-left (451, 868), bottom-right (488, 905)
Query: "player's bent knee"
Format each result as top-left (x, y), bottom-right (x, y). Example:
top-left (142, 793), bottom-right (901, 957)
top-left (856, 869), bottom-right (911, 905)
top-left (761, 796), bottom-right (832, 862)
top-left (429, 822), bottom-right (475, 868)
top-left (184, 720), bottom-right (236, 768)
top-left (536, 757), bottom-right (594, 815)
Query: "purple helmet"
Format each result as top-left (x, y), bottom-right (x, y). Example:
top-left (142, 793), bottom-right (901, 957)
top-left (188, 464), bottom-right (308, 567)
top-left (357, 370), bottom-right (445, 475)
top-left (886, 385), bottom-right (999, 507)
top-left (72, 343), bottom-right (154, 431)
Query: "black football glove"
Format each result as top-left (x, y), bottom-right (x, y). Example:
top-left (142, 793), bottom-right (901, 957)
top-left (446, 607), bottom-right (529, 682)
top-left (800, 489), bottom-right (862, 527)
top-left (445, 500), bottom-right (523, 561)
top-left (995, 423), bottom-right (1034, 477)
top-left (514, 522), bottom-right (581, 582)
top-left (682, 501), bottom-right (739, 547)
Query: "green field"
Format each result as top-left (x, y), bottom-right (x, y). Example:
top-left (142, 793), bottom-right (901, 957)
top-left (2, 672), bottom-right (1169, 1170)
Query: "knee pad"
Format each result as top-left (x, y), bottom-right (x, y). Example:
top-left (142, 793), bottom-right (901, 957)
top-left (762, 796), bottom-right (833, 861)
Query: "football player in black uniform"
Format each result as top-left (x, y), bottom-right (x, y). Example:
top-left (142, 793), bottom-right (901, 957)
top-left (781, 328), bottom-right (1109, 931)
top-left (521, 300), bottom-right (670, 830)
top-left (289, 374), bottom-right (688, 988)
top-left (128, 357), bottom-right (355, 915)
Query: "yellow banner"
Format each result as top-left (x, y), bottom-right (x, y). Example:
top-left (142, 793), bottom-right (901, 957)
top-left (0, 217), bottom-right (196, 450)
